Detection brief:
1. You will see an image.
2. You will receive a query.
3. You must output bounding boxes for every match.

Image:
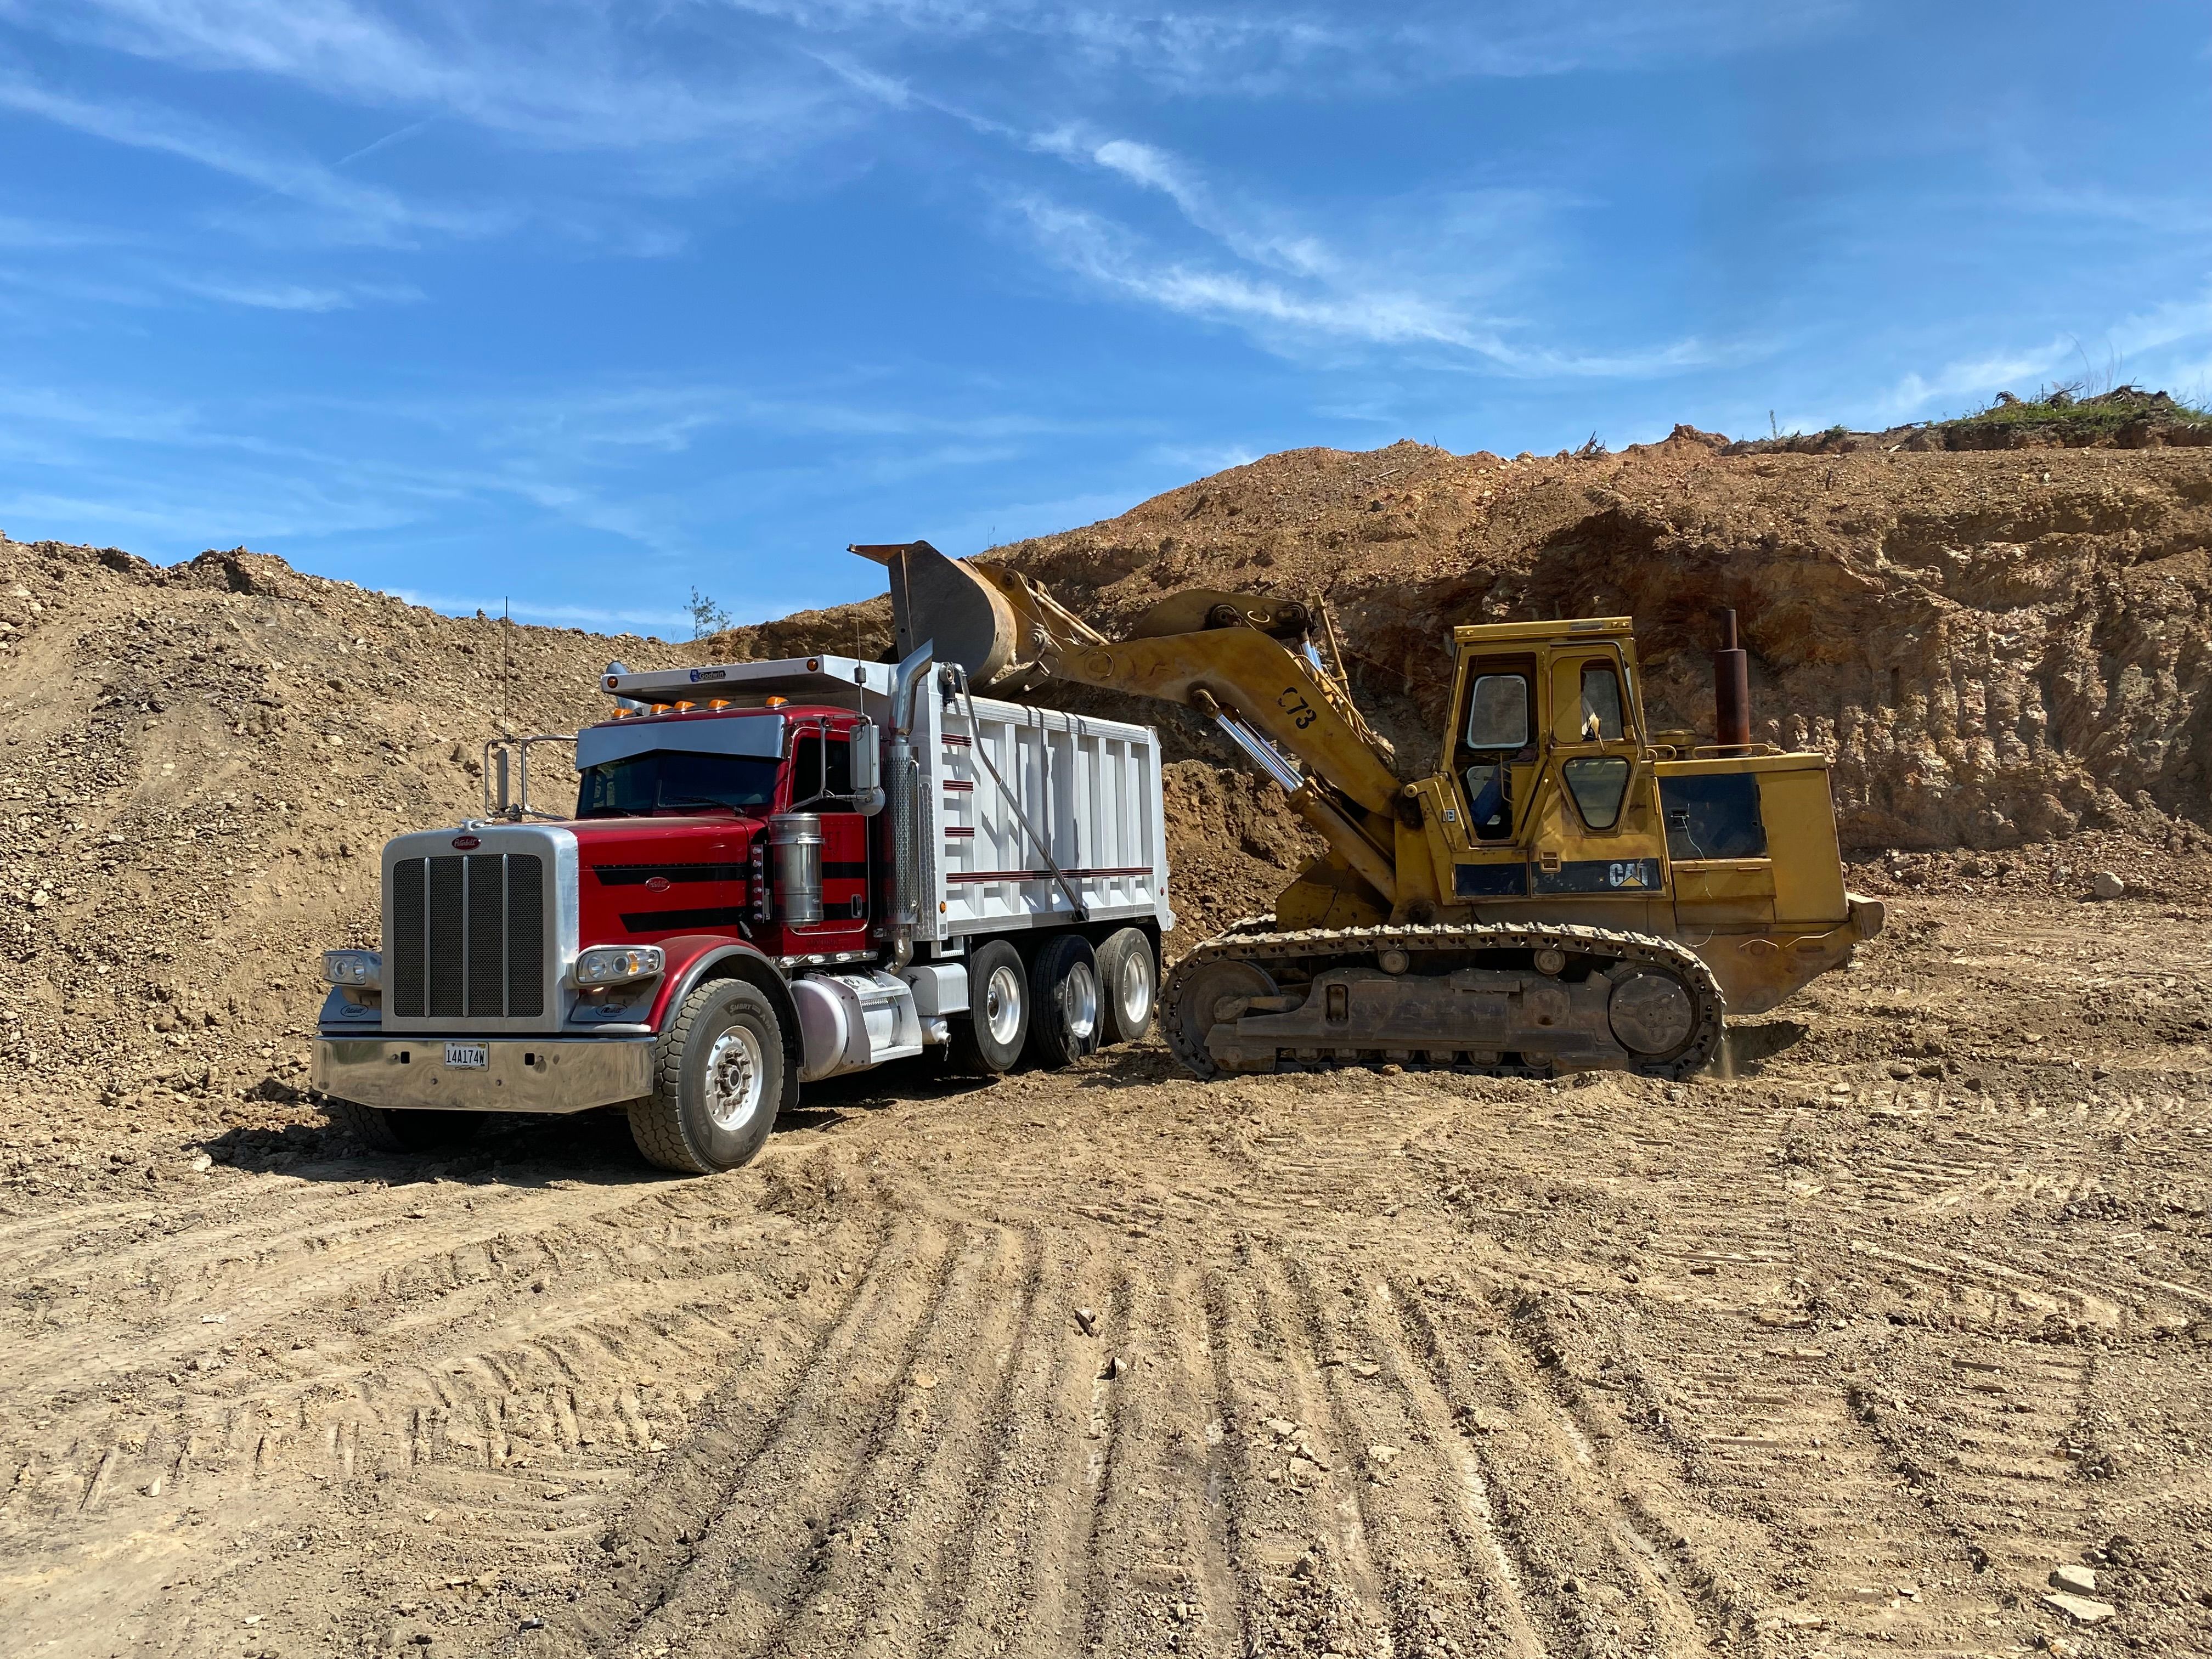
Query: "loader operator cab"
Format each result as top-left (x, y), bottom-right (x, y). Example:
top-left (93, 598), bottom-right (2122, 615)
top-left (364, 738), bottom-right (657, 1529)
top-left (1445, 622), bottom-right (1647, 848)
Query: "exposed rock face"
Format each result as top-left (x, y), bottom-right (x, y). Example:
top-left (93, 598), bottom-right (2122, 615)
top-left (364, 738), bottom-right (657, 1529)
top-left (970, 437), bottom-right (2212, 850)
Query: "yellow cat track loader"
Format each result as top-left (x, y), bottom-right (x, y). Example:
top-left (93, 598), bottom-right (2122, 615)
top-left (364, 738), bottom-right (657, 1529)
top-left (854, 541), bottom-right (1884, 1080)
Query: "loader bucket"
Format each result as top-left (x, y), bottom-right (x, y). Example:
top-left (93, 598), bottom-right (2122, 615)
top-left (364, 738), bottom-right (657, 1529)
top-left (851, 540), bottom-right (1021, 686)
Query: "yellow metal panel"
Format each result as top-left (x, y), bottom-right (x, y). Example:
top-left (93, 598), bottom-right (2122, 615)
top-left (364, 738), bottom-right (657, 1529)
top-left (1655, 752), bottom-right (1829, 777)
top-left (1759, 767), bottom-right (1849, 924)
top-left (1451, 617), bottom-right (1633, 647)
top-left (1672, 860), bottom-right (1778, 926)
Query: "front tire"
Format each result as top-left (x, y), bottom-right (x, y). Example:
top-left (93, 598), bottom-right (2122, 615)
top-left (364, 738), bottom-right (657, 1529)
top-left (628, 978), bottom-right (785, 1173)
top-left (1027, 932), bottom-right (1101, 1070)
top-left (1094, 927), bottom-right (1157, 1046)
top-left (324, 1098), bottom-right (481, 1153)
top-left (947, 939), bottom-right (1029, 1074)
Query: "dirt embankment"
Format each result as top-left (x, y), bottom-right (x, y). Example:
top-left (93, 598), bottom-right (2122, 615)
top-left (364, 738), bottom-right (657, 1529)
top-left (0, 538), bottom-right (687, 1186)
top-left (992, 437), bottom-right (2212, 854)
top-left (704, 437), bottom-right (2212, 856)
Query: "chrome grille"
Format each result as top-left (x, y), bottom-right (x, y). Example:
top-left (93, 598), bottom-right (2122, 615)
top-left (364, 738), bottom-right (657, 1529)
top-left (388, 853), bottom-right (546, 1020)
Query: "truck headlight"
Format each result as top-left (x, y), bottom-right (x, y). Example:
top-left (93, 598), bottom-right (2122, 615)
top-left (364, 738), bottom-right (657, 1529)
top-left (323, 949), bottom-right (382, 989)
top-left (575, 945), bottom-right (665, 986)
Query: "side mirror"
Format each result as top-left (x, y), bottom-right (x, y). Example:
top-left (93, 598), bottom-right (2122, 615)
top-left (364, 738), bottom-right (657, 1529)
top-left (848, 719), bottom-right (885, 816)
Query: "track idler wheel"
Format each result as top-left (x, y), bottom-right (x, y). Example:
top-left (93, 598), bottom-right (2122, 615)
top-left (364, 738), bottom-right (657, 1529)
top-left (1162, 956), bottom-right (1278, 1079)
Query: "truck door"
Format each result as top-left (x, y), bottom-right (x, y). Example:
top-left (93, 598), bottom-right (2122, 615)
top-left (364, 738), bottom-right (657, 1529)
top-left (787, 723), bottom-right (871, 952)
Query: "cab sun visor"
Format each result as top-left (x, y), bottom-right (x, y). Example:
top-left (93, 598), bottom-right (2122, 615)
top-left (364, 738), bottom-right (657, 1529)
top-left (574, 714), bottom-right (785, 772)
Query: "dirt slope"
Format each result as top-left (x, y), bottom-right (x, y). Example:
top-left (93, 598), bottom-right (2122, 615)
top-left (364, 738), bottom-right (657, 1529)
top-left (0, 537), bottom-right (694, 1188)
top-left (693, 435), bottom-right (2212, 854)
top-left (980, 436), bottom-right (2212, 854)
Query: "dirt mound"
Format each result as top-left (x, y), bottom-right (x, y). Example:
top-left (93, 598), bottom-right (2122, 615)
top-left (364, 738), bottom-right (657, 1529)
top-left (962, 435), bottom-right (2212, 851)
top-left (0, 533), bottom-right (688, 1184)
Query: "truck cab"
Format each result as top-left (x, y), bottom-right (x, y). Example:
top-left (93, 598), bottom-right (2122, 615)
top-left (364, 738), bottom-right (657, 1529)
top-left (311, 652), bottom-right (1172, 1173)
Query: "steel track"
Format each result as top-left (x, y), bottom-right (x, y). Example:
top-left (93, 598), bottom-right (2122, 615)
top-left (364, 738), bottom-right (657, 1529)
top-left (1161, 918), bottom-right (1725, 1081)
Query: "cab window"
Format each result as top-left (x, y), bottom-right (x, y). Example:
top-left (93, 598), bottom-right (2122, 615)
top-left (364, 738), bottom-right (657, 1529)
top-left (1465, 674), bottom-right (1530, 749)
top-left (1458, 669), bottom-right (1531, 842)
top-left (789, 730), bottom-right (854, 806)
top-left (1562, 756), bottom-right (1632, 830)
top-left (1579, 664), bottom-right (1624, 741)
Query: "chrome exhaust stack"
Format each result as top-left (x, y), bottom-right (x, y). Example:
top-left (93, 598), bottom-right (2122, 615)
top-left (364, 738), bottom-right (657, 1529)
top-left (883, 640), bottom-right (935, 971)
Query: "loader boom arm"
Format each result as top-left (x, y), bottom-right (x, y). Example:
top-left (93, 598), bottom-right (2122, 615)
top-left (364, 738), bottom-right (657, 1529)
top-left (854, 541), bottom-right (1408, 894)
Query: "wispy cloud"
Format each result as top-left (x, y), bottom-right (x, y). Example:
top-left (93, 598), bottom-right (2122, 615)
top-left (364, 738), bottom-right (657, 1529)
top-left (1875, 291), bottom-right (2212, 417)
top-left (165, 274), bottom-right (425, 311)
top-left (0, 68), bottom-right (495, 245)
top-left (1007, 184), bottom-right (1716, 379)
top-left (1878, 343), bottom-right (2074, 418)
top-left (723, 0), bottom-right (1848, 97)
top-left (10, 0), bottom-right (848, 150)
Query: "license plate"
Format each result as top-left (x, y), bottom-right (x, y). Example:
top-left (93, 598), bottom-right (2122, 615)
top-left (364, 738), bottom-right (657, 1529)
top-left (443, 1042), bottom-right (489, 1070)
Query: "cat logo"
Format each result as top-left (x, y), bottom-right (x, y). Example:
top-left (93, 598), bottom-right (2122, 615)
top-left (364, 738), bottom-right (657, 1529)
top-left (1609, 860), bottom-right (1650, 889)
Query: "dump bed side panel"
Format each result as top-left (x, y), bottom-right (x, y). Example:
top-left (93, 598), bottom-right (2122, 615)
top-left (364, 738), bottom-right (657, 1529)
top-left (926, 685), bottom-right (1170, 939)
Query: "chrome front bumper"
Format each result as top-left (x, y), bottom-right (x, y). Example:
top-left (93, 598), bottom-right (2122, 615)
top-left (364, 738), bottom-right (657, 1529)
top-left (311, 1035), bottom-right (656, 1115)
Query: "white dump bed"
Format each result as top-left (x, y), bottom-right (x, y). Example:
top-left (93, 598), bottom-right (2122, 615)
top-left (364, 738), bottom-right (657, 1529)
top-left (599, 653), bottom-right (1172, 944)
top-left (916, 676), bottom-right (1170, 941)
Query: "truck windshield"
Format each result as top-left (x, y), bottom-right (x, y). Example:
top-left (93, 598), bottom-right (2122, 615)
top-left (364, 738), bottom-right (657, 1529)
top-left (575, 751), bottom-right (781, 817)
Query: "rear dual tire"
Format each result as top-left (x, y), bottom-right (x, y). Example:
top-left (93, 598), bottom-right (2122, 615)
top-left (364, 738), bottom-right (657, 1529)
top-left (949, 930), bottom-right (1148, 1075)
top-left (1026, 933), bottom-right (1101, 1070)
top-left (1094, 926), bottom-right (1158, 1046)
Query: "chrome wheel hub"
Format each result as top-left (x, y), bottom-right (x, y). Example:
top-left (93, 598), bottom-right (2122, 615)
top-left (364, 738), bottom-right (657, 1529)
top-left (703, 1025), bottom-right (766, 1132)
top-left (985, 963), bottom-right (1025, 1047)
top-left (1065, 961), bottom-right (1098, 1040)
top-left (1118, 952), bottom-right (1153, 1027)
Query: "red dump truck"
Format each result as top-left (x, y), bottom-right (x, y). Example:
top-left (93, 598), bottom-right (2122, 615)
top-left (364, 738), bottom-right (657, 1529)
top-left (311, 646), bottom-right (1172, 1171)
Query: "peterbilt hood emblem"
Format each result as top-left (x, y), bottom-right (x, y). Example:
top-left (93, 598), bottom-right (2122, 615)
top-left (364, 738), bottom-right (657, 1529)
top-left (452, 834), bottom-right (482, 850)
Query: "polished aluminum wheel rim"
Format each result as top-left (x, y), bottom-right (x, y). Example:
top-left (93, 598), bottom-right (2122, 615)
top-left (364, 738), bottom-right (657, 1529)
top-left (1118, 952), bottom-right (1152, 1028)
top-left (1065, 960), bottom-right (1098, 1040)
top-left (703, 1025), bottom-right (766, 1131)
top-left (985, 963), bottom-right (1025, 1046)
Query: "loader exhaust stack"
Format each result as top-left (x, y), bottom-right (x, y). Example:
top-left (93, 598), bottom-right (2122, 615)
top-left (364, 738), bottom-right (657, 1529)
top-left (1714, 608), bottom-right (1751, 751)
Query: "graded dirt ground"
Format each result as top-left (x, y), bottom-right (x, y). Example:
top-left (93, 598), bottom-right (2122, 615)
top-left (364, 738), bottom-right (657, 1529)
top-left (5, 881), bottom-right (2210, 1659)
top-left (3, 421), bottom-right (2211, 1657)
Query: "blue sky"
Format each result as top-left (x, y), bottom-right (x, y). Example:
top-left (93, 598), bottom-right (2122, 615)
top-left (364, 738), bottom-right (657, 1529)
top-left (2, 1), bottom-right (2209, 635)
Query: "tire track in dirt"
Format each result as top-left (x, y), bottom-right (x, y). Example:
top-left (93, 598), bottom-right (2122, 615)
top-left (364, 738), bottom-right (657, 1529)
top-left (930, 1227), bottom-right (1109, 1659)
top-left (744, 1223), bottom-right (1037, 1656)
top-left (1271, 1251), bottom-right (1542, 1658)
top-left (557, 1207), bottom-right (966, 1656)
top-left (1078, 1257), bottom-right (1239, 1659)
top-left (3, 1164), bottom-right (888, 1658)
